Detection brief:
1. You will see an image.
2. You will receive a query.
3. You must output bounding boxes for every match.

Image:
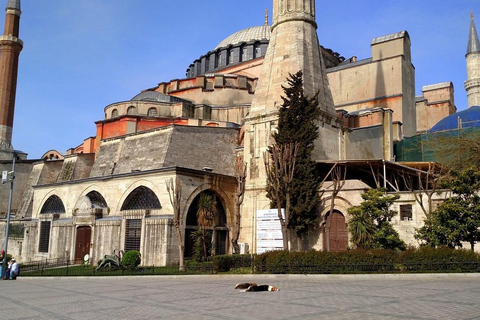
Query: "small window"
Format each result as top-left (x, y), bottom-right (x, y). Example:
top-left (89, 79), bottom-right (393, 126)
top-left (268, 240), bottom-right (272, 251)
top-left (241, 46), bottom-right (248, 61)
top-left (125, 219), bottom-right (141, 252)
top-left (254, 43), bottom-right (262, 58)
top-left (400, 204), bottom-right (413, 221)
top-left (127, 106), bottom-right (137, 115)
top-left (39, 221), bottom-right (51, 253)
top-left (147, 108), bottom-right (158, 117)
top-left (111, 109), bottom-right (118, 118)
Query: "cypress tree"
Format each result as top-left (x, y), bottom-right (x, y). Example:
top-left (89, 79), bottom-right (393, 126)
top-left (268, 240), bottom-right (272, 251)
top-left (268, 71), bottom-right (322, 243)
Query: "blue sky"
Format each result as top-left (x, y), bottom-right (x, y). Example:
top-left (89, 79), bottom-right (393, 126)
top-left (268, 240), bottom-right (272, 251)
top-left (8, 0), bottom-right (478, 158)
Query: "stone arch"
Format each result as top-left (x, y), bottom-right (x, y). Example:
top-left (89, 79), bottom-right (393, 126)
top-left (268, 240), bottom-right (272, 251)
top-left (74, 187), bottom-right (109, 218)
top-left (127, 106), bottom-right (137, 115)
top-left (184, 188), bottom-right (230, 258)
top-left (111, 108), bottom-right (118, 118)
top-left (319, 196), bottom-right (353, 224)
top-left (40, 195), bottom-right (66, 214)
top-left (120, 186), bottom-right (161, 211)
top-left (183, 183), bottom-right (233, 224)
top-left (147, 107), bottom-right (158, 117)
top-left (115, 180), bottom-right (162, 215)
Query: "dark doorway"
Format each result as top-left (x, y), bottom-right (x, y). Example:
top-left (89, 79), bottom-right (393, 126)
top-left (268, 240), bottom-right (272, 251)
top-left (324, 211), bottom-right (348, 252)
top-left (75, 226), bottom-right (91, 263)
top-left (184, 190), bottom-right (228, 259)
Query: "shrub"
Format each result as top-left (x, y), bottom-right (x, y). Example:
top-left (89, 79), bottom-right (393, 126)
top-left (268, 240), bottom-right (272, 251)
top-left (212, 254), bottom-right (252, 273)
top-left (398, 247), bottom-right (480, 272)
top-left (122, 250), bottom-right (141, 270)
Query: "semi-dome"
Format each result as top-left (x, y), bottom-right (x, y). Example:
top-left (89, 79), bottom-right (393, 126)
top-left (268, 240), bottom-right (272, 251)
top-left (215, 25), bottom-right (270, 49)
top-left (429, 106), bottom-right (480, 132)
top-left (131, 91), bottom-right (186, 103)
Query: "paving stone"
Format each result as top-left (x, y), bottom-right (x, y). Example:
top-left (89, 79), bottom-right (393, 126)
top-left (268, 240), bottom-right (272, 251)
top-left (1, 274), bottom-right (480, 320)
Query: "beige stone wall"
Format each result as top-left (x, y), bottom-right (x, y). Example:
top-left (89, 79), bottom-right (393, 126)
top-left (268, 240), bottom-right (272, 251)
top-left (328, 56), bottom-right (416, 137)
top-left (25, 169), bottom-right (236, 265)
top-left (416, 83), bottom-right (455, 132)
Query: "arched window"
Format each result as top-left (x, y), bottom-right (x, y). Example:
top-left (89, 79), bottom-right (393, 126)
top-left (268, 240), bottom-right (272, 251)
top-left (127, 106), bottom-right (137, 115)
top-left (121, 186), bottom-right (161, 211)
top-left (86, 191), bottom-right (108, 209)
top-left (40, 195), bottom-right (66, 214)
top-left (147, 107), bottom-right (158, 117)
top-left (111, 109), bottom-right (118, 118)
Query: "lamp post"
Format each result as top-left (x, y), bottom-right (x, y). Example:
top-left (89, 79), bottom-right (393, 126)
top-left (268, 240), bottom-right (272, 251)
top-left (1, 151), bottom-right (16, 280)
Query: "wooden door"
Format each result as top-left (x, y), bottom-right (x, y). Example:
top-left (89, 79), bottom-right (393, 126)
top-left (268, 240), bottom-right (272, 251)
top-left (75, 226), bottom-right (91, 262)
top-left (324, 211), bottom-right (348, 252)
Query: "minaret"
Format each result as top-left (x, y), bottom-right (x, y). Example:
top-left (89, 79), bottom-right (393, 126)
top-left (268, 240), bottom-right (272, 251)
top-left (241, 0), bottom-right (340, 251)
top-left (0, 0), bottom-right (22, 154)
top-left (465, 12), bottom-right (480, 108)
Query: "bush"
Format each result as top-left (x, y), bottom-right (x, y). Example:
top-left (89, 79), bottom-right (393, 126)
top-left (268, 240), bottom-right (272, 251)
top-left (398, 247), bottom-right (480, 272)
top-left (122, 250), bottom-right (141, 270)
top-left (212, 254), bottom-right (252, 273)
top-left (252, 248), bottom-right (480, 274)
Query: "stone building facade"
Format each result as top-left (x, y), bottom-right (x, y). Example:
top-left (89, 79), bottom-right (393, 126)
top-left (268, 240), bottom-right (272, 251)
top-left (2, 0), bottom-right (479, 264)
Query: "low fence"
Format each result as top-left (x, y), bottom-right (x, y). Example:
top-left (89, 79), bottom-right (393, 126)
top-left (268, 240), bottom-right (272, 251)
top-left (19, 259), bottom-right (215, 277)
top-left (18, 258), bottom-right (480, 277)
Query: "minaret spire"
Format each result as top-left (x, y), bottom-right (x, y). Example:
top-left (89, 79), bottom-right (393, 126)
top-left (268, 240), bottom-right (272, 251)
top-left (465, 12), bottom-right (480, 108)
top-left (0, 0), bottom-right (22, 154)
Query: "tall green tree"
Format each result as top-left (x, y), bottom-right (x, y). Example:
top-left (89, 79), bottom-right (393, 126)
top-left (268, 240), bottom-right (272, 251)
top-left (266, 71), bottom-right (322, 249)
top-left (415, 168), bottom-right (480, 251)
top-left (348, 188), bottom-right (406, 251)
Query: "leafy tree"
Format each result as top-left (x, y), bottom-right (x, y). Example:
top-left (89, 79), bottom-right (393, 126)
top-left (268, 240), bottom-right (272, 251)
top-left (266, 71), bottom-right (322, 249)
top-left (348, 188), bottom-right (406, 251)
top-left (426, 128), bottom-right (480, 171)
top-left (415, 168), bottom-right (480, 250)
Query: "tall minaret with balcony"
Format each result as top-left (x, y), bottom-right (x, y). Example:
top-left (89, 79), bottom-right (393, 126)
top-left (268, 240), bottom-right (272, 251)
top-left (241, 0), bottom-right (340, 250)
top-left (465, 12), bottom-right (480, 108)
top-left (0, 0), bottom-right (22, 155)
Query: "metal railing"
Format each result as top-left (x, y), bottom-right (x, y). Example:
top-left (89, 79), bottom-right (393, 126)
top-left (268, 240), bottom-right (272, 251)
top-left (18, 259), bottom-right (480, 277)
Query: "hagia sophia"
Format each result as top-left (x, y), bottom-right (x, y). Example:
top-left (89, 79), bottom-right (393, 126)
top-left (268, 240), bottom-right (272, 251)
top-left (0, 0), bottom-right (479, 265)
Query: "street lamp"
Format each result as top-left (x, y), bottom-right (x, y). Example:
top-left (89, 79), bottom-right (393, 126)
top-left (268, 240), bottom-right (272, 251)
top-left (1, 150), bottom-right (16, 280)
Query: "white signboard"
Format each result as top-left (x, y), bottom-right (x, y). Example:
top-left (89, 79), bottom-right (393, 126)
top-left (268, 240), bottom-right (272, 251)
top-left (256, 209), bottom-right (284, 254)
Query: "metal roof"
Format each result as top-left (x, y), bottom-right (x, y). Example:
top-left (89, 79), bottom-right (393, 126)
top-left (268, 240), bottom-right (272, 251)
top-left (131, 91), bottom-right (187, 103)
top-left (467, 15), bottom-right (480, 55)
top-left (6, 0), bottom-right (20, 10)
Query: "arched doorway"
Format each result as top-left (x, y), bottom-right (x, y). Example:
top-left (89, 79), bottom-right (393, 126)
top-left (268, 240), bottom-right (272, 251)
top-left (184, 190), bottom-right (228, 259)
top-left (323, 210), bottom-right (348, 252)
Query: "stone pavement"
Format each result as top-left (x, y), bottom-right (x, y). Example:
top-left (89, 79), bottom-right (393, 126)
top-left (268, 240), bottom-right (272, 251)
top-left (1, 274), bottom-right (480, 320)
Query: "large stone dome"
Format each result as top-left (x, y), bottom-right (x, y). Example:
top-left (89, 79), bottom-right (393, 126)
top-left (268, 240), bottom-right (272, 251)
top-left (215, 25), bottom-right (271, 49)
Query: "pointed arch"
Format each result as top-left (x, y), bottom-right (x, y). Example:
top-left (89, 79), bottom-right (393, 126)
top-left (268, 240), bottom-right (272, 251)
top-left (86, 191), bottom-right (108, 209)
top-left (120, 186), bottom-right (161, 211)
top-left (40, 195), bottom-right (66, 214)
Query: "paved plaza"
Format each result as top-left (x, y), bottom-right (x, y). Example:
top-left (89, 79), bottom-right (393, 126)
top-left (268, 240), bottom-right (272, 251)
top-left (1, 274), bottom-right (480, 319)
